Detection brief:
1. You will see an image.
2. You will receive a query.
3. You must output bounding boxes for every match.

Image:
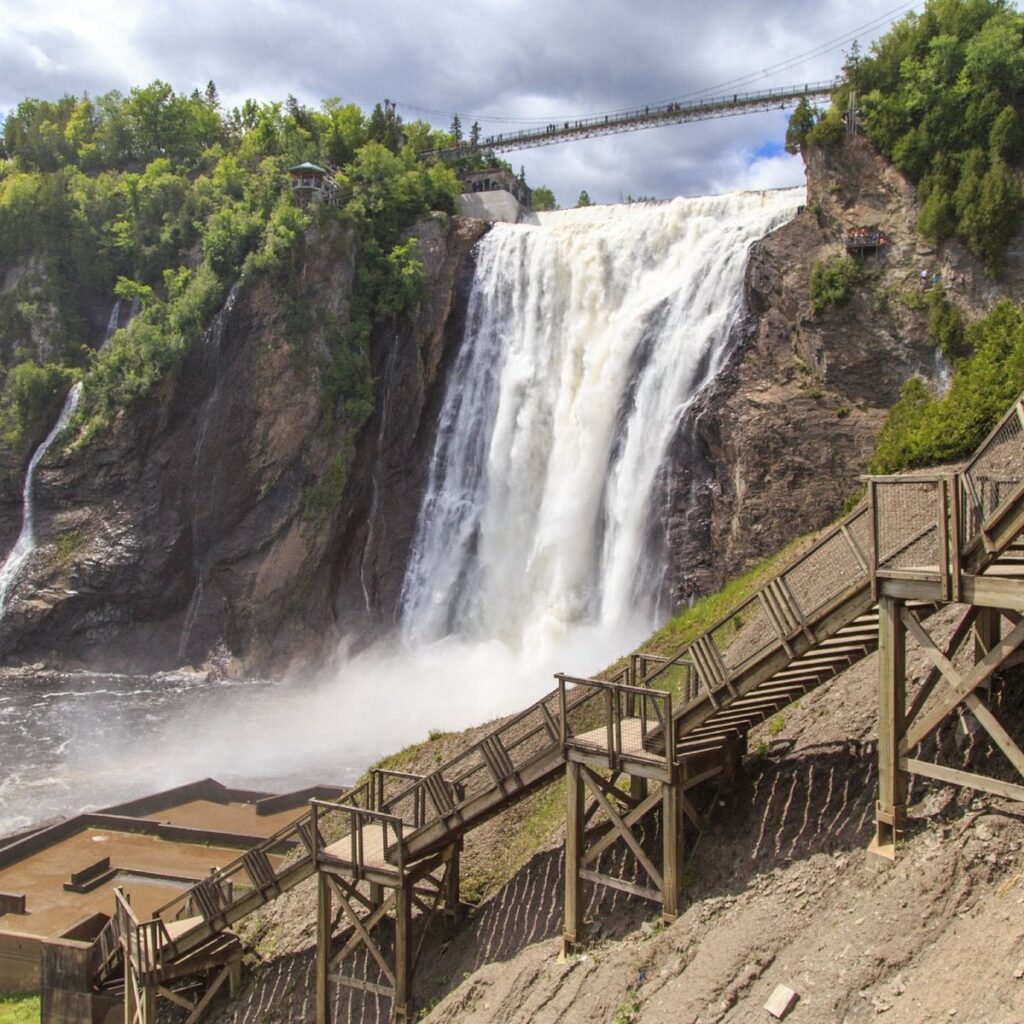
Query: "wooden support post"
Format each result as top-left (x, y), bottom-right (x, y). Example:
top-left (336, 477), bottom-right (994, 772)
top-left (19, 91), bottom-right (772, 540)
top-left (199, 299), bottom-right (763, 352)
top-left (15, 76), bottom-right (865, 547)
top-left (445, 847), bottom-right (461, 921)
top-left (661, 779), bottom-right (686, 923)
top-left (629, 775), bottom-right (648, 803)
top-left (140, 980), bottom-right (156, 1024)
top-left (563, 761), bottom-right (584, 954)
top-left (723, 734), bottom-right (744, 782)
top-left (369, 882), bottom-right (384, 908)
top-left (393, 880), bottom-right (412, 1023)
top-left (124, 968), bottom-right (136, 1024)
top-left (975, 608), bottom-right (1001, 698)
top-left (873, 595), bottom-right (907, 861)
top-left (316, 871), bottom-right (331, 1024)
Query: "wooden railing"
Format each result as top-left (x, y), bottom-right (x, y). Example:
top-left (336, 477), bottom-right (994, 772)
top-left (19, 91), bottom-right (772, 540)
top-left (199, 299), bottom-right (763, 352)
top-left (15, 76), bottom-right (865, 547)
top-left (312, 800), bottom-right (407, 875)
top-left (557, 674), bottom-right (674, 772)
top-left (104, 388), bottom-right (1024, 984)
top-left (115, 888), bottom-right (171, 983)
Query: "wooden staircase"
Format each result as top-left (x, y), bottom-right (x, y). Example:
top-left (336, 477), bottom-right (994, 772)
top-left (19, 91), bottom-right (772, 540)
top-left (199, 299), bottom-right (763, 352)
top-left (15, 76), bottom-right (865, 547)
top-left (94, 392), bottom-right (1024, 1024)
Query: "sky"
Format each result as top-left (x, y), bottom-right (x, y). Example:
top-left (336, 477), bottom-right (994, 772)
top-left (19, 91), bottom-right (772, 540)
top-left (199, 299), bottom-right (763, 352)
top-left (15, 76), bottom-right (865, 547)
top-left (0, 0), bottom-right (925, 205)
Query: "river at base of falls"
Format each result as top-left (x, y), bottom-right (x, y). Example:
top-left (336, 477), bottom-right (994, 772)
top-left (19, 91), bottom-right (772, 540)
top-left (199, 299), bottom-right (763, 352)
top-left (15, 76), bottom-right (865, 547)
top-left (0, 620), bottom-right (642, 836)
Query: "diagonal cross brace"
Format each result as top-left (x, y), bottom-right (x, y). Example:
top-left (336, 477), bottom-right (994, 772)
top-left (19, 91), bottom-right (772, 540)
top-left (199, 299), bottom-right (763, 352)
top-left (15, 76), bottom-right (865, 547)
top-left (580, 767), bottom-right (663, 890)
top-left (900, 609), bottom-right (1024, 763)
top-left (327, 876), bottom-right (396, 984)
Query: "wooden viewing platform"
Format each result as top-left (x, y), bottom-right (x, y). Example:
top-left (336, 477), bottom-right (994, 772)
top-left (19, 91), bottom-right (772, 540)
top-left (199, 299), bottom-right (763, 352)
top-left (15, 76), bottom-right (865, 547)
top-left (67, 390), bottom-right (1024, 1024)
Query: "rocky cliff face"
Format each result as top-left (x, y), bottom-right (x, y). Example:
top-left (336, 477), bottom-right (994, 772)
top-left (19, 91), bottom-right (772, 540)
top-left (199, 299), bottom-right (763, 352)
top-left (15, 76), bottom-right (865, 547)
top-left (0, 215), bottom-right (486, 673)
top-left (655, 133), bottom-right (1023, 606)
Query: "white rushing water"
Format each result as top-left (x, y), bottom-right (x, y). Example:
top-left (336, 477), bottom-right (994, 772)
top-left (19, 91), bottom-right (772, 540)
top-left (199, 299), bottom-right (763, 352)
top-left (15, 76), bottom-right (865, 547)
top-left (401, 189), bottom-right (805, 650)
top-left (0, 384), bottom-right (83, 623)
top-left (0, 301), bottom-right (124, 625)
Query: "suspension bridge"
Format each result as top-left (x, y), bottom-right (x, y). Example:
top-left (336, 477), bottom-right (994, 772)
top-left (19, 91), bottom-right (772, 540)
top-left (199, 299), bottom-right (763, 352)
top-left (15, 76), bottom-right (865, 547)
top-left (419, 80), bottom-right (836, 160)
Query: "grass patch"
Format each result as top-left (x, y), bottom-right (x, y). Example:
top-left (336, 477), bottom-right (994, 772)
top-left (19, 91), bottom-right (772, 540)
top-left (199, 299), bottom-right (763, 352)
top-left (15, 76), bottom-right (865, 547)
top-left (47, 528), bottom-right (86, 567)
top-left (462, 779), bottom-right (566, 903)
top-left (642, 536), bottom-right (808, 661)
top-left (0, 993), bottom-right (40, 1024)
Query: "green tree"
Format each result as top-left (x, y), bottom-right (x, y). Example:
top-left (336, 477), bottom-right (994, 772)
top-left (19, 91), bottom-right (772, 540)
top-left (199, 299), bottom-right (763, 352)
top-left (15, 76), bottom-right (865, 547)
top-left (531, 185), bottom-right (558, 211)
top-left (785, 97), bottom-right (817, 154)
top-left (575, 189), bottom-right (592, 208)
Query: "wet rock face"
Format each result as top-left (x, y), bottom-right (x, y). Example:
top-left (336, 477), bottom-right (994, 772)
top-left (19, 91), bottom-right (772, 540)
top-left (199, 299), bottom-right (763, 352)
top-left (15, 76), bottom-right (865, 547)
top-left (0, 215), bottom-right (487, 673)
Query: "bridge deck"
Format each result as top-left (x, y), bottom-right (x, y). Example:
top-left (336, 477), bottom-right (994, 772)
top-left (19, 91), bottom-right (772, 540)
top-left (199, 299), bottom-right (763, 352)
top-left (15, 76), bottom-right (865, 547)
top-left (422, 81), bottom-right (834, 159)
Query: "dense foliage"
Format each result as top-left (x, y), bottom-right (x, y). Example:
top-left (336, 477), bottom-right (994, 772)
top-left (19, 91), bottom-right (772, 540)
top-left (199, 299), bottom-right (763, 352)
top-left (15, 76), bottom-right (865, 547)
top-left (0, 83), bottom-right (459, 449)
top-left (809, 254), bottom-right (860, 314)
top-left (869, 300), bottom-right (1024, 472)
top-left (790, 0), bottom-right (1024, 272)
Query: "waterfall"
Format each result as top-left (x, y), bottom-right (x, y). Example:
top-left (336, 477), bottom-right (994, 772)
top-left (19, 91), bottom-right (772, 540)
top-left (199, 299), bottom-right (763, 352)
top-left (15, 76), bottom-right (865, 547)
top-left (401, 189), bottom-right (804, 650)
top-left (0, 383), bottom-right (83, 622)
top-left (0, 300), bottom-right (123, 624)
top-left (178, 284), bottom-right (241, 662)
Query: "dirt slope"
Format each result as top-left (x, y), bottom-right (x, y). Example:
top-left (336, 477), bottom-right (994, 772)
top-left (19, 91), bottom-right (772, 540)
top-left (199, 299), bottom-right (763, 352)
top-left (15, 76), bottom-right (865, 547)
top-left (203, 605), bottom-right (1024, 1024)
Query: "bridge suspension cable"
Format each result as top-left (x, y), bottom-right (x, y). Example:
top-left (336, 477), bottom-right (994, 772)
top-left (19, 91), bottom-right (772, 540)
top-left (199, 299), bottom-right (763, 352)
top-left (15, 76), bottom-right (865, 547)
top-left (396, 0), bottom-right (920, 130)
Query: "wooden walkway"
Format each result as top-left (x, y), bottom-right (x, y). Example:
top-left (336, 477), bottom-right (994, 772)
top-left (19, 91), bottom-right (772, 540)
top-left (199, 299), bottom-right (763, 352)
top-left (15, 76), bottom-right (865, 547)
top-left (89, 391), bottom-right (1024, 1024)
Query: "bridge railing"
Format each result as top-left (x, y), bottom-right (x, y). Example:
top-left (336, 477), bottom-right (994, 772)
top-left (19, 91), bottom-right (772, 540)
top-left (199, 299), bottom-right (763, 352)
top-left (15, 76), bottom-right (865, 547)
top-left (422, 81), bottom-right (836, 159)
top-left (363, 686), bottom-right (581, 855)
top-left (960, 394), bottom-right (1024, 546)
top-left (147, 791), bottom-right (350, 957)
top-left (869, 475), bottom-right (950, 585)
top-left (312, 799), bottom-right (407, 876)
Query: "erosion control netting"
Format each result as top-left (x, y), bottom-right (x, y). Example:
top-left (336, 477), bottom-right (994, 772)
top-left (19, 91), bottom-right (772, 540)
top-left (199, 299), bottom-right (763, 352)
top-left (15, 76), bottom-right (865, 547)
top-left (874, 479), bottom-right (942, 574)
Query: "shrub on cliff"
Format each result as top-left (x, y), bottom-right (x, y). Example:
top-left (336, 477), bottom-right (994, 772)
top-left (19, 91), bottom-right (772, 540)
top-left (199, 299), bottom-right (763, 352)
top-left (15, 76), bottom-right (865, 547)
top-left (0, 360), bottom-right (80, 450)
top-left (869, 299), bottom-right (1024, 472)
top-left (0, 85), bottom-right (461, 449)
top-left (817, 0), bottom-right (1024, 272)
top-left (809, 254), bottom-right (860, 315)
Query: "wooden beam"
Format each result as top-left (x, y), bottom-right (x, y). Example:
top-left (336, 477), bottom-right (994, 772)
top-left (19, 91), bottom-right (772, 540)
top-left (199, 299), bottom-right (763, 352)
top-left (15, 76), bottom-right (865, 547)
top-left (902, 615), bottom-right (1024, 753)
top-left (315, 871), bottom-right (331, 1024)
top-left (904, 607), bottom-right (978, 730)
top-left (582, 786), bottom-right (663, 867)
top-left (662, 781), bottom-right (686, 922)
top-left (394, 882), bottom-right (412, 1023)
top-left (333, 974), bottom-right (395, 998)
top-left (332, 881), bottom-right (395, 985)
top-left (564, 762), bottom-right (583, 952)
top-left (581, 768), bottom-right (662, 890)
top-left (877, 596), bottom-right (907, 846)
top-left (183, 962), bottom-right (232, 1024)
top-left (902, 758), bottom-right (1024, 803)
top-left (578, 869), bottom-right (660, 903)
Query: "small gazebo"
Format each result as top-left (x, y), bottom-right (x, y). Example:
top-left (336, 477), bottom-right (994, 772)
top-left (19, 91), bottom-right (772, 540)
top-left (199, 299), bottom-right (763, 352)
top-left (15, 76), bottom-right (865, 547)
top-left (289, 162), bottom-right (335, 206)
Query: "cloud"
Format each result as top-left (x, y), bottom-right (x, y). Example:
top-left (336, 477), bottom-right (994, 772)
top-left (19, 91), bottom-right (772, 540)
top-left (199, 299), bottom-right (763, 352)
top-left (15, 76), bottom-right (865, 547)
top-left (0, 0), bottom-right (920, 200)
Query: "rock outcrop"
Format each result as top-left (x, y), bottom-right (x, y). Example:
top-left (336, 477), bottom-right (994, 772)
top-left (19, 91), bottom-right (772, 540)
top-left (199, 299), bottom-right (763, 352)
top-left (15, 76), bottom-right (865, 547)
top-left (0, 215), bottom-right (487, 672)
top-left (655, 133), bottom-right (1022, 607)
